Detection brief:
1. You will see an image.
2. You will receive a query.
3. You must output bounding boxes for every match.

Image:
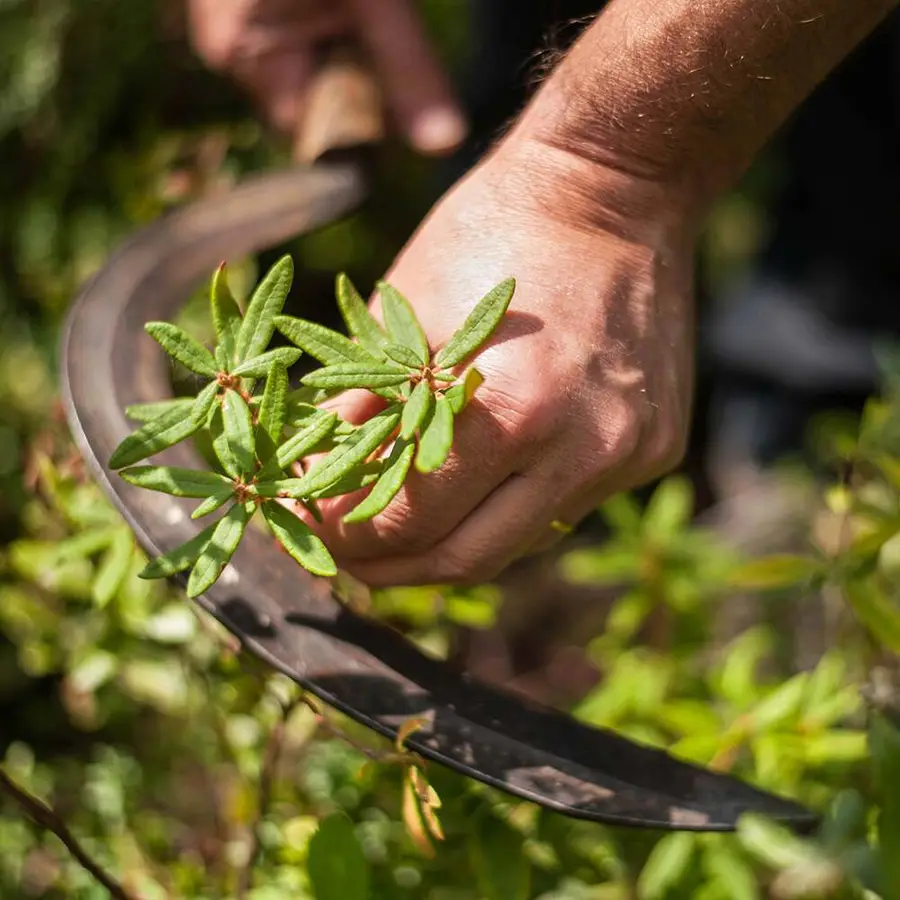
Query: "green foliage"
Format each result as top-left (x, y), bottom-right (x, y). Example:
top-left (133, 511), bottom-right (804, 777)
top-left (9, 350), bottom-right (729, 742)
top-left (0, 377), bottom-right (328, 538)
top-left (108, 261), bottom-right (513, 595)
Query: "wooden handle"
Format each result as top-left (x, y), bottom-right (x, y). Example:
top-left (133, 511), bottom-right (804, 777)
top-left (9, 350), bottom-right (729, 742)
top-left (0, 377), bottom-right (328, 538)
top-left (294, 45), bottom-right (385, 164)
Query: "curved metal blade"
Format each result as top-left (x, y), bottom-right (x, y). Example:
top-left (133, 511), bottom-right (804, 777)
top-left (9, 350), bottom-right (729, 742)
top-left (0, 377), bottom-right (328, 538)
top-left (60, 162), bottom-right (817, 832)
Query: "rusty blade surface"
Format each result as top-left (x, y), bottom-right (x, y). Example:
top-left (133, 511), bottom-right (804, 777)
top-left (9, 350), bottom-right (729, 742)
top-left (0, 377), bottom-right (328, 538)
top-left (60, 162), bottom-right (818, 831)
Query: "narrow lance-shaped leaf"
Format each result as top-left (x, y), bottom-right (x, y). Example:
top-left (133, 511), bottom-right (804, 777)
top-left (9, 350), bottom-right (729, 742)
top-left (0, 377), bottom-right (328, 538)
top-left (257, 360), bottom-right (288, 461)
top-left (385, 343), bottom-right (424, 369)
top-left (119, 465), bottom-right (232, 498)
top-left (263, 502), bottom-right (337, 577)
top-left (210, 262), bottom-right (243, 366)
top-left (191, 380), bottom-right (220, 427)
top-left (416, 394), bottom-right (454, 474)
top-left (309, 461), bottom-right (383, 499)
top-left (109, 404), bottom-right (204, 469)
top-left (125, 397), bottom-right (194, 423)
top-left (192, 489), bottom-right (234, 520)
top-left (223, 390), bottom-right (256, 475)
top-left (235, 255), bottom-right (293, 363)
top-left (139, 522), bottom-right (218, 579)
top-left (274, 315), bottom-right (378, 366)
top-left (302, 363), bottom-right (409, 391)
top-left (231, 347), bottom-right (302, 378)
top-left (187, 502), bottom-right (254, 597)
top-left (92, 528), bottom-right (134, 608)
top-left (344, 439), bottom-right (416, 524)
top-left (210, 406), bottom-right (241, 479)
top-left (434, 278), bottom-right (515, 369)
top-left (444, 367), bottom-right (484, 414)
top-left (290, 407), bottom-right (402, 497)
top-left (378, 281), bottom-right (429, 364)
top-left (273, 412), bottom-right (337, 471)
top-left (401, 380), bottom-right (434, 440)
top-left (336, 272), bottom-right (388, 357)
top-left (145, 322), bottom-right (217, 377)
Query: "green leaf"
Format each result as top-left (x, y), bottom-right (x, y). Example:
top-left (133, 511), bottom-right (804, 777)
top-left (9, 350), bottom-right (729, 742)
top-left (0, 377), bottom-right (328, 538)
top-left (443, 367), bottom-right (483, 414)
top-left (308, 812), bottom-right (369, 900)
top-left (636, 832), bottom-right (695, 899)
top-left (750, 672), bottom-right (809, 732)
top-left (643, 475), bottom-right (694, 539)
top-left (291, 407), bottom-right (401, 496)
top-left (120, 465), bottom-right (231, 498)
top-left (385, 343), bottom-right (424, 369)
top-left (870, 713), bottom-right (900, 898)
top-left (186, 502), bottom-right (253, 597)
top-left (468, 814), bottom-right (529, 900)
top-left (210, 262), bottom-right (242, 366)
top-left (729, 554), bottom-right (822, 591)
top-left (53, 527), bottom-right (118, 562)
top-left (273, 413), bottom-right (337, 472)
top-left (92, 528), bottom-right (134, 608)
top-left (230, 347), bottom-right (302, 378)
top-left (109, 404), bottom-right (204, 469)
top-left (416, 394), bottom-right (453, 473)
top-left (257, 361), bottom-right (289, 461)
top-left (844, 578), bottom-right (900, 653)
top-left (210, 406), bottom-right (241, 479)
top-left (301, 363), bottom-right (409, 391)
top-left (139, 523), bottom-right (217, 579)
top-left (235, 255), bottom-right (293, 363)
top-left (344, 439), bottom-right (415, 524)
top-left (125, 398), bottom-right (194, 423)
top-left (378, 281), bottom-right (429, 363)
top-left (309, 461), bottom-right (383, 499)
top-left (145, 322), bottom-right (218, 377)
top-left (191, 489), bottom-right (234, 520)
top-left (222, 390), bottom-right (256, 475)
top-left (336, 272), bottom-right (387, 357)
top-left (262, 502), bottom-right (337, 577)
top-left (191, 380), bottom-right (220, 427)
top-left (401, 381), bottom-right (434, 440)
top-left (275, 314), bottom-right (378, 366)
top-left (434, 278), bottom-right (515, 368)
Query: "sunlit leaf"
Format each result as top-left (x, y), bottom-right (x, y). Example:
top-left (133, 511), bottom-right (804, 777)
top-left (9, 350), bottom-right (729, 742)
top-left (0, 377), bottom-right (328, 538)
top-left (401, 381), bottom-right (433, 440)
top-left (336, 272), bottom-right (387, 357)
top-left (636, 832), bottom-right (695, 899)
top-left (271, 412), bottom-right (337, 473)
top-left (92, 528), bottom-right (133, 608)
top-left (343, 439), bottom-right (415, 524)
top-left (119, 465), bottom-right (231, 497)
top-left (191, 489), bottom-right (234, 519)
top-left (210, 261), bottom-right (242, 366)
top-left (109, 404), bottom-right (204, 469)
top-left (301, 363), bottom-right (408, 391)
top-left (844, 578), bottom-right (900, 654)
top-left (125, 398), bottom-right (194, 423)
top-left (235, 255), bottom-right (293, 363)
top-left (308, 461), bottom-right (382, 499)
top-left (434, 278), bottom-right (515, 368)
top-left (186, 502), bottom-right (253, 597)
top-left (385, 343), bottom-right (424, 369)
top-left (262, 502), bottom-right (336, 577)
top-left (308, 812), bottom-right (369, 900)
top-left (222, 390), bottom-right (256, 475)
top-left (729, 554), bottom-right (822, 591)
top-left (274, 314), bottom-right (378, 366)
top-left (378, 281), bottom-right (429, 363)
top-left (139, 523), bottom-right (217, 579)
top-left (290, 407), bottom-right (401, 496)
top-left (144, 322), bottom-right (217, 377)
top-left (230, 347), bottom-right (302, 378)
top-left (191, 380), bottom-right (220, 427)
top-left (416, 394), bottom-right (453, 473)
top-left (256, 360), bottom-right (289, 462)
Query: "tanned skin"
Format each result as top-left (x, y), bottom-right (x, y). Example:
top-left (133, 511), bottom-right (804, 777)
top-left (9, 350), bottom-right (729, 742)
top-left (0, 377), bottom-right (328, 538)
top-left (193, 0), bottom-right (899, 586)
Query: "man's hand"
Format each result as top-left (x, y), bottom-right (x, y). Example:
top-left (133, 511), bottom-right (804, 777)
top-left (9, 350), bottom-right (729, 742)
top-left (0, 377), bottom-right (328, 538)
top-left (304, 140), bottom-right (695, 587)
top-left (187, 0), bottom-right (467, 155)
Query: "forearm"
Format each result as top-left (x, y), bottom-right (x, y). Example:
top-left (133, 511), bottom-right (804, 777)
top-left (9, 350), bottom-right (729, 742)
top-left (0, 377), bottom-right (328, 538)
top-left (509, 0), bottom-right (898, 223)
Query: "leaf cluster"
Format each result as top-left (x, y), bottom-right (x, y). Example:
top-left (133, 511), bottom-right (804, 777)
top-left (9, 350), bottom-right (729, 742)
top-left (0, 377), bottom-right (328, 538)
top-left (108, 256), bottom-right (514, 597)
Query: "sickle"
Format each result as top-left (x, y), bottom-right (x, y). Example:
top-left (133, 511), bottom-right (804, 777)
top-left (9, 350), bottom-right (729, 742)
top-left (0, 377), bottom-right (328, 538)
top-left (60, 51), bottom-right (816, 833)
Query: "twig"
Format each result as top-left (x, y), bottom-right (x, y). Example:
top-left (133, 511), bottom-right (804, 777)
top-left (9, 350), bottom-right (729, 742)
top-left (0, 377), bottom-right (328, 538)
top-left (236, 697), bottom-right (298, 898)
top-left (0, 767), bottom-right (136, 900)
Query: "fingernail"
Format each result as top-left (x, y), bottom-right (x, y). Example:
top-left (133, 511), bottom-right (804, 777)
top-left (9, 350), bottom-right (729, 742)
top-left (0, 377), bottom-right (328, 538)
top-left (411, 107), bottom-right (468, 155)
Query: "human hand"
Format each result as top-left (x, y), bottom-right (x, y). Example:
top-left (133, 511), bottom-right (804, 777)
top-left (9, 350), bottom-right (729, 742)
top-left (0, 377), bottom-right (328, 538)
top-left (186, 0), bottom-right (466, 155)
top-left (301, 139), bottom-right (697, 587)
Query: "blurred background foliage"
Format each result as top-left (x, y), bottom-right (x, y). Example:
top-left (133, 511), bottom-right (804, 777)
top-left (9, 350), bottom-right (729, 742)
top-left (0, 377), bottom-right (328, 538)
top-left (2, 1), bottom-right (900, 898)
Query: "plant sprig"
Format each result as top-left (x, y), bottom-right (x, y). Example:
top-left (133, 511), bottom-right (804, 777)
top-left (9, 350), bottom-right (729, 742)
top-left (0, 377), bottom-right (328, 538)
top-left (108, 256), bottom-right (515, 597)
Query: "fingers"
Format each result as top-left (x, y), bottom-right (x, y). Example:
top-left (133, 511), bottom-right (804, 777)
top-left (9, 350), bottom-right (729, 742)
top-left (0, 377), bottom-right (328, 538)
top-left (345, 0), bottom-right (467, 154)
top-left (312, 394), bottom-right (535, 562)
